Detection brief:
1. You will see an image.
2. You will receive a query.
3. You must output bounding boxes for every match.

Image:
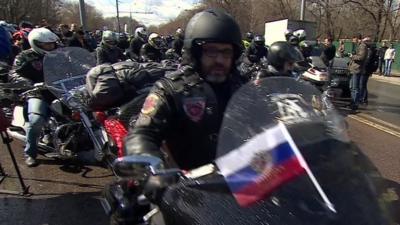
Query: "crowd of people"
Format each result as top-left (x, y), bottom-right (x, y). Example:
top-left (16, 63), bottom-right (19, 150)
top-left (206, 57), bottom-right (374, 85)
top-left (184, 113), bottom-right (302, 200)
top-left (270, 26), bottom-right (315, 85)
top-left (0, 14), bottom-right (391, 166)
top-left (0, 12), bottom-right (308, 167)
top-left (0, 7), bottom-right (396, 225)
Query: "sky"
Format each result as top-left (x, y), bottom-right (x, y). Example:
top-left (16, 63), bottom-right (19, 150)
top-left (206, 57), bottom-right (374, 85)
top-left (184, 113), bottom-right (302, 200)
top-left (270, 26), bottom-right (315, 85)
top-left (82, 0), bottom-right (202, 26)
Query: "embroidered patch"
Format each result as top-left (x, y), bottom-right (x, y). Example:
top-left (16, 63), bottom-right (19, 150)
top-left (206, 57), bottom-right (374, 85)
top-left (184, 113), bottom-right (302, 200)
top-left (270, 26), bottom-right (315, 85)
top-left (135, 114), bottom-right (151, 126)
top-left (141, 94), bottom-right (160, 116)
top-left (183, 97), bottom-right (206, 122)
top-left (31, 60), bottom-right (43, 71)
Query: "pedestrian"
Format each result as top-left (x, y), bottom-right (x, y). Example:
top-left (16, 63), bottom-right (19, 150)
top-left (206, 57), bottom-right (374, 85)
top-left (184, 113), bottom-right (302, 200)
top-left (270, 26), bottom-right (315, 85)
top-left (351, 33), bottom-right (362, 55)
top-left (337, 40), bottom-right (345, 57)
top-left (320, 37), bottom-right (336, 67)
top-left (377, 41), bottom-right (388, 75)
top-left (0, 25), bottom-right (12, 82)
top-left (67, 29), bottom-right (93, 52)
top-left (348, 34), bottom-right (368, 110)
top-left (58, 24), bottom-right (73, 46)
top-left (361, 38), bottom-right (378, 105)
top-left (384, 43), bottom-right (396, 77)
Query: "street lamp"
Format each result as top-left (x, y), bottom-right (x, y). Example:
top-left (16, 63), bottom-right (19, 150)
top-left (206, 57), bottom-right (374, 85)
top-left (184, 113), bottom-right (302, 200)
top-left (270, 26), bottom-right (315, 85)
top-left (300, 0), bottom-right (306, 20)
top-left (79, 0), bottom-right (87, 31)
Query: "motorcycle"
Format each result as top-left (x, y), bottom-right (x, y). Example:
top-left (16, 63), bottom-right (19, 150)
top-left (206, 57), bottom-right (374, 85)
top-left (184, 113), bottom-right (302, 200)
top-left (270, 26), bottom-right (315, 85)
top-left (7, 47), bottom-right (113, 163)
top-left (238, 57), bottom-right (269, 80)
top-left (296, 56), bottom-right (330, 91)
top-left (87, 59), bottom-right (179, 159)
top-left (101, 77), bottom-right (395, 225)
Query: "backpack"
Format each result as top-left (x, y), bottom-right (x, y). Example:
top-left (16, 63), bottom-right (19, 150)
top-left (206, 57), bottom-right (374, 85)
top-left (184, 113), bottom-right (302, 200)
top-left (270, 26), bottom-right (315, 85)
top-left (365, 45), bottom-right (379, 74)
top-left (86, 61), bottom-right (176, 110)
top-left (119, 61), bottom-right (176, 93)
top-left (86, 64), bottom-right (125, 110)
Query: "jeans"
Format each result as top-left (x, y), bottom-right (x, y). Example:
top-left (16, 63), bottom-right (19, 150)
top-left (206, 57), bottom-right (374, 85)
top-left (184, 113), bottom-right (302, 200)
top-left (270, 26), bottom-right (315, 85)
top-left (378, 58), bottom-right (385, 74)
top-left (24, 98), bottom-right (49, 158)
top-left (360, 74), bottom-right (370, 103)
top-left (384, 59), bottom-right (393, 76)
top-left (350, 73), bottom-right (362, 106)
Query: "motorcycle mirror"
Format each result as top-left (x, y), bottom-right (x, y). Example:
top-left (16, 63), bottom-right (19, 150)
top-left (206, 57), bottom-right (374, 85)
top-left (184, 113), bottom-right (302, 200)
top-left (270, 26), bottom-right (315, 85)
top-left (112, 155), bottom-right (163, 177)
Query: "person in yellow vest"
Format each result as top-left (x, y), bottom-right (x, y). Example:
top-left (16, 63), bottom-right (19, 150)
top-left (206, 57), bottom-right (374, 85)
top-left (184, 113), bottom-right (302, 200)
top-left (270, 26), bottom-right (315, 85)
top-left (242, 31), bottom-right (253, 50)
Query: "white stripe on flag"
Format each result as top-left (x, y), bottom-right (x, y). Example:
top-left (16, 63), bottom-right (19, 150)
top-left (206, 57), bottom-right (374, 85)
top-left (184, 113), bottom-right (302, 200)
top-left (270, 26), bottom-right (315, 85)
top-left (216, 123), bottom-right (288, 177)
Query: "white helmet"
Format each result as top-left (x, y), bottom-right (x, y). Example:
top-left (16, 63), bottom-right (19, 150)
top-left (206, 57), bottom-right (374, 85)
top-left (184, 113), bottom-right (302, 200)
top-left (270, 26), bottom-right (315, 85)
top-left (102, 30), bottom-right (117, 46)
top-left (148, 32), bottom-right (162, 49)
top-left (134, 26), bottom-right (147, 41)
top-left (28, 28), bottom-right (59, 55)
top-left (293, 29), bottom-right (306, 41)
top-left (176, 28), bottom-right (184, 38)
top-left (176, 28), bottom-right (183, 34)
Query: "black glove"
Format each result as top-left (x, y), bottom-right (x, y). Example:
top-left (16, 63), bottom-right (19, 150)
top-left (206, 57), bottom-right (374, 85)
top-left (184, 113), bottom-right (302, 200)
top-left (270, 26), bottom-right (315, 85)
top-left (143, 173), bottom-right (179, 204)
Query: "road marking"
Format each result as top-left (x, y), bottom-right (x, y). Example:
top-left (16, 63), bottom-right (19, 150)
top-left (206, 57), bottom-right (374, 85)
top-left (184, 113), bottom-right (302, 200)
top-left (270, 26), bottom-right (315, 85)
top-left (357, 113), bottom-right (400, 131)
top-left (348, 114), bottom-right (400, 138)
top-left (370, 75), bottom-right (400, 86)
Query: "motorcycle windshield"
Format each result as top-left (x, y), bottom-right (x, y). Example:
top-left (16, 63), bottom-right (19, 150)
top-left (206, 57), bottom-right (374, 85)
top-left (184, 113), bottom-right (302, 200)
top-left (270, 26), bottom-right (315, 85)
top-left (43, 47), bottom-right (95, 106)
top-left (159, 77), bottom-right (394, 225)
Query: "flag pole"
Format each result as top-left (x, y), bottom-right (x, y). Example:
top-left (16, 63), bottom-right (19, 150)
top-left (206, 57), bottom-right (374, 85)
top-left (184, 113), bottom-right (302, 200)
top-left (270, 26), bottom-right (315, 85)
top-left (279, 122), bottom-right (337, 213)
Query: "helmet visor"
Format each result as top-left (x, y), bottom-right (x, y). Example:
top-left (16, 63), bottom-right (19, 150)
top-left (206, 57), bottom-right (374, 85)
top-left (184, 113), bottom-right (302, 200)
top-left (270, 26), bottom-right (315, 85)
top-left (35, 41), bottom-right (56, 51)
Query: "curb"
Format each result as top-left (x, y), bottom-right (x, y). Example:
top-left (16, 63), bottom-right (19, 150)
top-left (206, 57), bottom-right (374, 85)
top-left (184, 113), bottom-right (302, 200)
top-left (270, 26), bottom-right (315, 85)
top-left (370, 74), bottom-right (400, 85)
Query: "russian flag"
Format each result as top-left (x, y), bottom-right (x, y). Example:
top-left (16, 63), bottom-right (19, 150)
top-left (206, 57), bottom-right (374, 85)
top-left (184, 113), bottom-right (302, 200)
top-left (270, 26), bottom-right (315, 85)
top-left (215, 122), bottom-right (306, 207)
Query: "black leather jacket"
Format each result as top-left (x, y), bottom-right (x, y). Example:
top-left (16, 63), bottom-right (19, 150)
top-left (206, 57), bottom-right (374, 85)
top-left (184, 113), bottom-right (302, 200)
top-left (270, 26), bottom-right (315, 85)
top-left (8, 49), bottom-right (54, 102)
top-left (140, 43), bottom-right (163, 63)
top-left (96, 43), bottom-right (126, 65)
top-left (129, 37), bottom-right (146, 61)
top-left (125, 66), bottom-right (245, 170)
top-left (245, 43), bottom-right (268, 63)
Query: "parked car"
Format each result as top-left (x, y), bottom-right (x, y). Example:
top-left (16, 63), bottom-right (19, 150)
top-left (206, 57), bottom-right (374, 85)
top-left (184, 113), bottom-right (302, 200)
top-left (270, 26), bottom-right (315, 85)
top-left (329, 56), bottom-right (351, 98)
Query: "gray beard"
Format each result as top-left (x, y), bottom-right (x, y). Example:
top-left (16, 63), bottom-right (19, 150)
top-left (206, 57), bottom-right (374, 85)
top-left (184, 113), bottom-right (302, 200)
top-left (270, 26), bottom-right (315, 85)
top-left (205, 74), bottom-right (227, 83)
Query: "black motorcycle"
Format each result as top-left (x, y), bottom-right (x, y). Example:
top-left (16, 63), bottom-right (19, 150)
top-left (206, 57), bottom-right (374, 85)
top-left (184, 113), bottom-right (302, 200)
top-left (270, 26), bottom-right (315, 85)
top-left (102, 77), bottom-right (396, 225)
top-left (6, 47), bottom-right (114, 163)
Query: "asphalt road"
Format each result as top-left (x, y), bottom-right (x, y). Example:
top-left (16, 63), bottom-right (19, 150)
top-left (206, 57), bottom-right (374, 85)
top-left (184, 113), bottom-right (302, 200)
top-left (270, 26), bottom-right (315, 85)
top-left (334, 78), bottom-right (400, 183)
top-left (0, 78), bottom-right (399, 225)
top-left (361, 79), bottom-right (400, 127)
top-left (0, 141), bottom-right (113, 225)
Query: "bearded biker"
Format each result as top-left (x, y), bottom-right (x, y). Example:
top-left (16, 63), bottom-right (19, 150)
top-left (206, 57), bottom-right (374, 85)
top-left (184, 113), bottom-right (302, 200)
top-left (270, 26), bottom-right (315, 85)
top-left (8, 28), bottom-right (59, 166)
top-left (124, 8), bottom-right (247, 170)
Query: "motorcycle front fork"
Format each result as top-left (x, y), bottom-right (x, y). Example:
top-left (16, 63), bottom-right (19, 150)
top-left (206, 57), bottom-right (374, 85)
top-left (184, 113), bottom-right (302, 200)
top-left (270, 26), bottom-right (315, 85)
top-left (79, 111), bottom-right (107, 162)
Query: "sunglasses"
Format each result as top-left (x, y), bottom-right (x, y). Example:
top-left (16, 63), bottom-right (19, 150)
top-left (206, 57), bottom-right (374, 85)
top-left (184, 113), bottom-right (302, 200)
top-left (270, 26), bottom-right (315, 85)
top-left (202, 47), bottom-right (234, 58)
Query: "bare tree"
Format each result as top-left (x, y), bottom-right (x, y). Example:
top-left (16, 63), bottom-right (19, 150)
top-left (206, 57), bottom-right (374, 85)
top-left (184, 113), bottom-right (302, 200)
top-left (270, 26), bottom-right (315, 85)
top-left (343, 0), bottom-right (387, 41)
top-left (0, 0), bottom-right (62, 25)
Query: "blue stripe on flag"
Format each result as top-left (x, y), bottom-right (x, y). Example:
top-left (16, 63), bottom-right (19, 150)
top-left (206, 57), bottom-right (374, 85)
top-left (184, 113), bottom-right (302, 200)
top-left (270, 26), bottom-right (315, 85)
top-left (225, 167), bottom-right (259, 192)
top-left (224, 142), bottom-right (296, 193)
top-left (273, 142), bottom-right (296, 164)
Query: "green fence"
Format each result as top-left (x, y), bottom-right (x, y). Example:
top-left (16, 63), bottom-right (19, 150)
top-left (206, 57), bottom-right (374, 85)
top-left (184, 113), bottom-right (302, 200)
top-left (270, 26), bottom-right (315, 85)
top-left (334, 40), bottom-right (400, 73)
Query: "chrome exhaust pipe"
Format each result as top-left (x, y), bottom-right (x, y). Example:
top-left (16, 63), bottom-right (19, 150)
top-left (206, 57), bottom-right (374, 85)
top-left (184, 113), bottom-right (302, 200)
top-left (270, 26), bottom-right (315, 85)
top-left (7, 129), bottom-right (26, 142)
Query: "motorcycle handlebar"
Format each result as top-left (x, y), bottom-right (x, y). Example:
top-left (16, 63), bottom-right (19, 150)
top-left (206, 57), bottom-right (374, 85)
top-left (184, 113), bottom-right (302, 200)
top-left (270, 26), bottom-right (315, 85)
top-left (19, 83), bottom-right (66, 98)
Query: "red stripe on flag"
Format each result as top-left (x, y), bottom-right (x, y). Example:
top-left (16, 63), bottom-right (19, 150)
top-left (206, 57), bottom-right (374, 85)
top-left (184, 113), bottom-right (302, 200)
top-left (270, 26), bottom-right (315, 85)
top-left (233, 157), bottom-right (305, 207)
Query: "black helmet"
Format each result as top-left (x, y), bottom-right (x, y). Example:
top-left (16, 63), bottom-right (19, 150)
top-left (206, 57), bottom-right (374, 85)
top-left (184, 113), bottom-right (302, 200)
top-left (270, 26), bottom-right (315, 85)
top-left (253, 35), bottom-right (265, 46)
top-left (284, 29), bottom-right (293, 41)
top-left (267, 41), bottom-right (303, 70)
top-left (184, 8), bottom-right (242, 60)
top-left (19, 21), bottom-right (33, 29)
top-left (288, 35), bottom-right (300, 46)
top-left (245, 32), bottom-right (254, 41)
